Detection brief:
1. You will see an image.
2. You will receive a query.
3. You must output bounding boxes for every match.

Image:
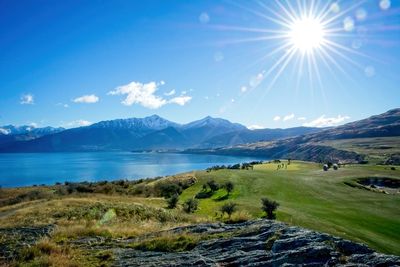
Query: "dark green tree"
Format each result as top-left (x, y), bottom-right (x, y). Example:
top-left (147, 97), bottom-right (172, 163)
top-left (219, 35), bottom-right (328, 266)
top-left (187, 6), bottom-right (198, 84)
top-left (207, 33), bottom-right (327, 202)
top-left (167, 194), bottom-right (179, 209)
top-left (207, 180), bottom-right (219, 192)
top-left (183, 198), bottom-right (199, 213)
top-left (224, 181), bottom-right (234, 196)
top-left (220, 202), bottom-right (237, 219)
top-left (261, 198), bottom-right (279, 220)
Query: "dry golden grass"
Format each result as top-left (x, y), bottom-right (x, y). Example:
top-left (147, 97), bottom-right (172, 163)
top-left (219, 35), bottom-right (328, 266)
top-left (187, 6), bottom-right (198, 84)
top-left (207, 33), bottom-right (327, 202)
top-left (12, 238), bottom-right (85, 267)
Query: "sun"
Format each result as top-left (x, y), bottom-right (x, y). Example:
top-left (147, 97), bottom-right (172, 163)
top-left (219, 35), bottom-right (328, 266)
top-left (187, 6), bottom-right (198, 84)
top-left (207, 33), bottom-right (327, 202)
top-left (289, 16), bottom-right (326, 53)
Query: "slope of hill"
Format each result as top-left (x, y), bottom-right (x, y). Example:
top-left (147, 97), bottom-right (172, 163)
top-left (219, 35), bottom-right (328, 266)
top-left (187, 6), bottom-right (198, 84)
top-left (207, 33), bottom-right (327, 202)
top-left (200, 126), bottom-right (323, 148)
top-left (186, 108), bottom-right (400, 163)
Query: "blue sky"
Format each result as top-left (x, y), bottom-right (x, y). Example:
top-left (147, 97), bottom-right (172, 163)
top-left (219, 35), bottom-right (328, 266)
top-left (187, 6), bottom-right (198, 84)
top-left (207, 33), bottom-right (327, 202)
top-left (0, 0), bottom-right (399, 129)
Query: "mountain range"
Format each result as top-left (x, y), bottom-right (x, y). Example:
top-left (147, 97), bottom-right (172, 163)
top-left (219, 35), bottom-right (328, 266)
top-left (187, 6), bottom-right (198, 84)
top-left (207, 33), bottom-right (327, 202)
top-left (0, 115), bottom-right (322, 152)
top-left (186, 108), bottom-right (400, 163)
top-left (0, 125), bottom-right (64, 147)
top-left (1, 108), bottom-right (399, 162)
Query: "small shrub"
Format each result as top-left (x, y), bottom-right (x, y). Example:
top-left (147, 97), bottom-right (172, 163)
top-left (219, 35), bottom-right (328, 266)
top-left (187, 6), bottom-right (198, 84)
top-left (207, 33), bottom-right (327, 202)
top-left (157, 182), bottom-right (182, 198)
top-left (207, 180), bottom-right (219, 192)
top-left (224, 181), bottom-right (234, 195)
top-left (228, 211), bottom-right (252, 223)
top-left (183, 198), bottom-right (198, 213)
top-left (220, 202), bottom-right (237, 219)
top-left (167, 194), bottom-right (179, 209)
top-left (261, 198), bottom-right (279, 220)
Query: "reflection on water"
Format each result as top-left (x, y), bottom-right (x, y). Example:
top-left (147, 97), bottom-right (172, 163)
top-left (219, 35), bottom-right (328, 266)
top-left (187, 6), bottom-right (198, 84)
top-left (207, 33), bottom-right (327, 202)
top-left (0, 152), bottom-right (263, 187)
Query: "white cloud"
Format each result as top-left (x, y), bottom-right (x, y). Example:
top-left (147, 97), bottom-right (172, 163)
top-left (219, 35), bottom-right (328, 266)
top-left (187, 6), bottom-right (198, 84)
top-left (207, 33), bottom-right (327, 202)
top-left (0, 128), bottom-right (10, 135)
top-left (108, 81), bottom-right (192, 109)
top-left (73, 94), bottom-right (99, 104)
top-left (20, 94), bottom-right (34, 105)
top-left (57, 103), bottom-right (69, 108)
top-left (240, 86), bottom-right (247, 93)
top-left (164, 89), bottom-right (176, 96)
top-left (248, 125), bottom-right (265, 130)
top-left (29, 122), bottom-right (38, 128)
top-left (297, 117), bottom-right (307, 121)
top-left (66, 120), bottom-right (92, 128)
top-left (283, 113), bottom-right (295, 121)
top-left (169, 96), bottom-right (192, 106)
top-left (273, 116), bottom-right (281, 121)
top-left (303, 115), bottom-right (350, 127)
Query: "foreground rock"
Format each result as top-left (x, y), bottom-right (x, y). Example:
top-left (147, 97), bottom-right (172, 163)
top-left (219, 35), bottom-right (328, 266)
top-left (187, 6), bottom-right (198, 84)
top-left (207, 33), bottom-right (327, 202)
top-left (76, 220), bottom-right (400, 266)
top-left (0, 224), bottom-right (55, 261)
top-left (1, 220), bottom-right (399, 266)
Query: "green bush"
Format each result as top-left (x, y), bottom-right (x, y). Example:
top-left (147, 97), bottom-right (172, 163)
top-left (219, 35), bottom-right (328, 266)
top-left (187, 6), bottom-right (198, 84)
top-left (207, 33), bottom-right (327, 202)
top-left (167, 194), bottom-right (179, 209)
top-left (183, 198), bottom-right (198, 213)
top-left (224, 181), bottom-right (234, 195)
top-left (220, 202), bottom-right (237, 219)
top-left (261, 198), bottom-right (279, 220)
top-left (207, 180), bottom-right (219, 192)
top-left (156, 182), bottom-right (182, 198)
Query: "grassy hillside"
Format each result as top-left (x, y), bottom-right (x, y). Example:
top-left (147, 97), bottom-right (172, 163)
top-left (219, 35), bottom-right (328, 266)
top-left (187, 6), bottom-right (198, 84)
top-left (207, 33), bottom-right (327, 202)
top-left (319, 136), bottom-right (400, 164)
top-left (180, 161), bottom-right (400, 255)
top-left (0, 161), bottom-right (399, 265)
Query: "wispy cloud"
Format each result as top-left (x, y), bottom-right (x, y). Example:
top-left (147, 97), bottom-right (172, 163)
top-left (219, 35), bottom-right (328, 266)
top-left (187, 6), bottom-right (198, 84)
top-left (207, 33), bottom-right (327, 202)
top-left (65, 120), bottom-right (92, 128)
top-left (273, 116), bottom-right (281, 121)
top-left (169, 95), bottom-right (192, 106)
top-left (303, 115), bottom-right (350, 127)
top-left (73, 94), bottom-right (99, 104)
top-left (56, 103), bottom-right (69, 108)
top-left (108, 81), bottom-right (192, 109)
top-left (247, 125), bottom-right (265, 130)
top-left (164, 89), bottom-right (176, 96)
top-left (29, 122), bottom-right (38, 128)
top-left (20, 94), bottom-right (34, 105)
top-left (297, 117), bottom-right (307, 121)
top-left (283, 113), bottom-right (295, 121)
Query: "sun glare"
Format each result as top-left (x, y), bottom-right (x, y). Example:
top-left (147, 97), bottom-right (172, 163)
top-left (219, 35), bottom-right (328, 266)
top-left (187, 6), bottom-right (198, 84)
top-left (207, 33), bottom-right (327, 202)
top-left (289, 17), bottom-right (325, 53)
top-left (218, 0), bottom-right (396, 95)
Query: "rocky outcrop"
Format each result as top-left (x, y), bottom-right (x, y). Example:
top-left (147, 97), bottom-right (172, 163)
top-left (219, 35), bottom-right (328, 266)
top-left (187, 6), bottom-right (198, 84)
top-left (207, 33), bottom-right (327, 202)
top-left (0, 224), bottom-right (55, 261)
top-left (1, 221), bottom-right (399, 266)
top-left (81, 220), bottom-right (399, 266)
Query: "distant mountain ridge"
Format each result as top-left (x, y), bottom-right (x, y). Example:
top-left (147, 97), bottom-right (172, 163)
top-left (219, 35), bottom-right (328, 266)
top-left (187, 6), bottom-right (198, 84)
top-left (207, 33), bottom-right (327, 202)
top-left (186, 108), bottom-right (400, 163)
top-left (0, 125), bottom-right (65, 147)
top-left (0, 115), bottom-right (323, 152)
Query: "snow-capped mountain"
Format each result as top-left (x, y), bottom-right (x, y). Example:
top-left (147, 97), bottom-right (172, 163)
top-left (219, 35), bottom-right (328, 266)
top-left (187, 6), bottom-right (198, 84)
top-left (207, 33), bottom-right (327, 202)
top-left (182, 116), bottom-right (246, 131)
top-left (90, 115), bottom-right (180, 131)
top-left (0, 125), bottom-right (64, 136)
top-left (0, 115), bottom-right (324, 152)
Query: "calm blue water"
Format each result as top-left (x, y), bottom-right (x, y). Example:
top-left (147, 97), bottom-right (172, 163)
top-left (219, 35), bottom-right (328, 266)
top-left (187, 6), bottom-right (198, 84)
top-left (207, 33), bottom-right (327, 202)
top-left (0, 152), bottom-right (263, 188)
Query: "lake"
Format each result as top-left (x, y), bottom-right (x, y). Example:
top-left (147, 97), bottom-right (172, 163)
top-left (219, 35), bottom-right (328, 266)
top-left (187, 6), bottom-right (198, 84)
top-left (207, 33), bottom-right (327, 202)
top-left (0, 152), bottom-right (264, 188)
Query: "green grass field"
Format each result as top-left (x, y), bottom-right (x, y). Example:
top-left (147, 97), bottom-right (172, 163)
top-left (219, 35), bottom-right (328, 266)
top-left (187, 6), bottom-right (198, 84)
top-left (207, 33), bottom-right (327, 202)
top-left (1, 161), bottom-right (399, 265)
top-left (180, 161), bottom-right (400, 255)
